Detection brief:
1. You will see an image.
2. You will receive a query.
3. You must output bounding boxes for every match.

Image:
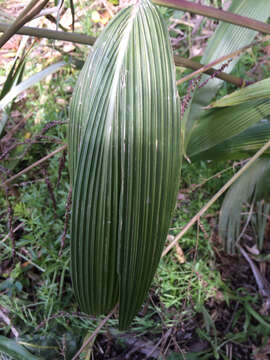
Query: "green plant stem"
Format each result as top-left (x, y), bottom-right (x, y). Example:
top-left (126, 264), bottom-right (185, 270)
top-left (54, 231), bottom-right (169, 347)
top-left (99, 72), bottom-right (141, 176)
top-left (0, 0), bottom-right (49, 48)
top-left (153, 0), bottom-right (270, 35)
top-left (162, 138), bottom-right (270, 257)
top-left (0, 23), bottom-right (244, 87)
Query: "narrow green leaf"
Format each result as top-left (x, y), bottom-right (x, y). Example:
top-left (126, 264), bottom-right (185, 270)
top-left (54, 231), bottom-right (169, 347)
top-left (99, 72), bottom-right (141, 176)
top-left (1, 58), bottom-right (20, 100)
top-left (0, 44), bottom-right (27, 138)
top-left (0, 61), bottom-right (65, 111)
top-left (69, 0), bottom-right (181, 329)
top-left (0, 336), bottom-right (42, 360)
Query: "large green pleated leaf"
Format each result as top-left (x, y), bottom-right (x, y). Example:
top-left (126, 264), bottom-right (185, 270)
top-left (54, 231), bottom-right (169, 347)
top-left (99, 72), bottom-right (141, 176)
top-left (187, 99), bottom-right (270, 157)
top-left (182, 0), bottom-right (270, 150)
top-left (191, 122), bottom-right (270, 161)
top-left (219, 159), bottom-right (270, 254)
top-left (68, 0), bottom-right (181, 329)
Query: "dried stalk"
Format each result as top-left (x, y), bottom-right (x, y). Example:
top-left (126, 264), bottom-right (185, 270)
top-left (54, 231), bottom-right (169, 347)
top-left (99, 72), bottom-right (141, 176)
top-left (162, 139), bottom-right (270, 257)
top-left (153, 0), bottom-right (270, 35)
top-left (71, 306), bottom-right (117, 360)
top-left (1, 144), bottom-right (67, 187)
top-left (176, 36), bottom-right (270, 86)
top-left (0, 0), bottom-right (49, 48)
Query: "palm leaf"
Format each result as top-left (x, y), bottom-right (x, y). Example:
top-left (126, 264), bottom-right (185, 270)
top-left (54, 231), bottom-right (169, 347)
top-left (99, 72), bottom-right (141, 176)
top-left (191, 122), bottom-right (270, 161)
top-left (187, 99), bottom-right (270, 157)
top-left (252, 200), bottom-right (270, 252)
top-left (182, 0), bottom-right (270, 150)
top-left (210, 78), bottom-right (270, 108)
top-left (219, 159), bottom-right (270, 254)
top-left (69, 0), bottom-right (181, 329)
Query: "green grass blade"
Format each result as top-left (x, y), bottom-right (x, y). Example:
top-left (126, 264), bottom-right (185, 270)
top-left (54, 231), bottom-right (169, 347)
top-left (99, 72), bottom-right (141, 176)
top-left (0, 61), bottom-right (65, 111)
top-left (69, 0), bottom-right (181, 329)
top-left (0, 58), bottom-right (20, 100)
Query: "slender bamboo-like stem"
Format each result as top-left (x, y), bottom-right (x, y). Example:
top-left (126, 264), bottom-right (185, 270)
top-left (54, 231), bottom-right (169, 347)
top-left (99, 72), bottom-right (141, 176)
top-left (162, 138), bottom-right (270, 257)
top-left (0, 0), bottom-right (49, 48)
top-left (174, 55), bottom-right (243, 86)
top-left (0, 22), bottom-right (96, 45)
top-left (153, 0), bottom-right (270, 35)
top-left (176, 36), bottom-right (270, 86)
top-left (0, 23), bottom-right (244, 87)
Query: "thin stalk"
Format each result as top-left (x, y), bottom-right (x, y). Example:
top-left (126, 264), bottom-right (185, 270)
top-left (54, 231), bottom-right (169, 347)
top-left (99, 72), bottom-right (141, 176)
top-left (153, 0), bottom-right (270, 35)
top-left (71, 306), bottom-right (117, 360)
top-left (238, 245), bottom-right (270, 299)
top-left (0, 239), bottom-right (45, 272)
top-left (1, 223), bottom-right (24, 243)
top-left (0, 22), bottom-right (96, 46)
top-left (0, 23), bottom-right (244, 87)
top-left (0, 0), bottom-right (49, 48)
top-left (174, 55), bottom-right (244, 87)
top-left (1, 144), bottom-right (67, 187)
top-left (176, 36), bottom-right (270, 86)
top-left (7, 0), bottom-right (40, 25)
top-left (162, 138), bottom-right (270, 257)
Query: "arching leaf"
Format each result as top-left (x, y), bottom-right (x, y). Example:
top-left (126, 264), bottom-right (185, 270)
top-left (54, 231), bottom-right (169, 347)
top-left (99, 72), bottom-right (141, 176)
top-left (68, 0), bottom-right (181, 329)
